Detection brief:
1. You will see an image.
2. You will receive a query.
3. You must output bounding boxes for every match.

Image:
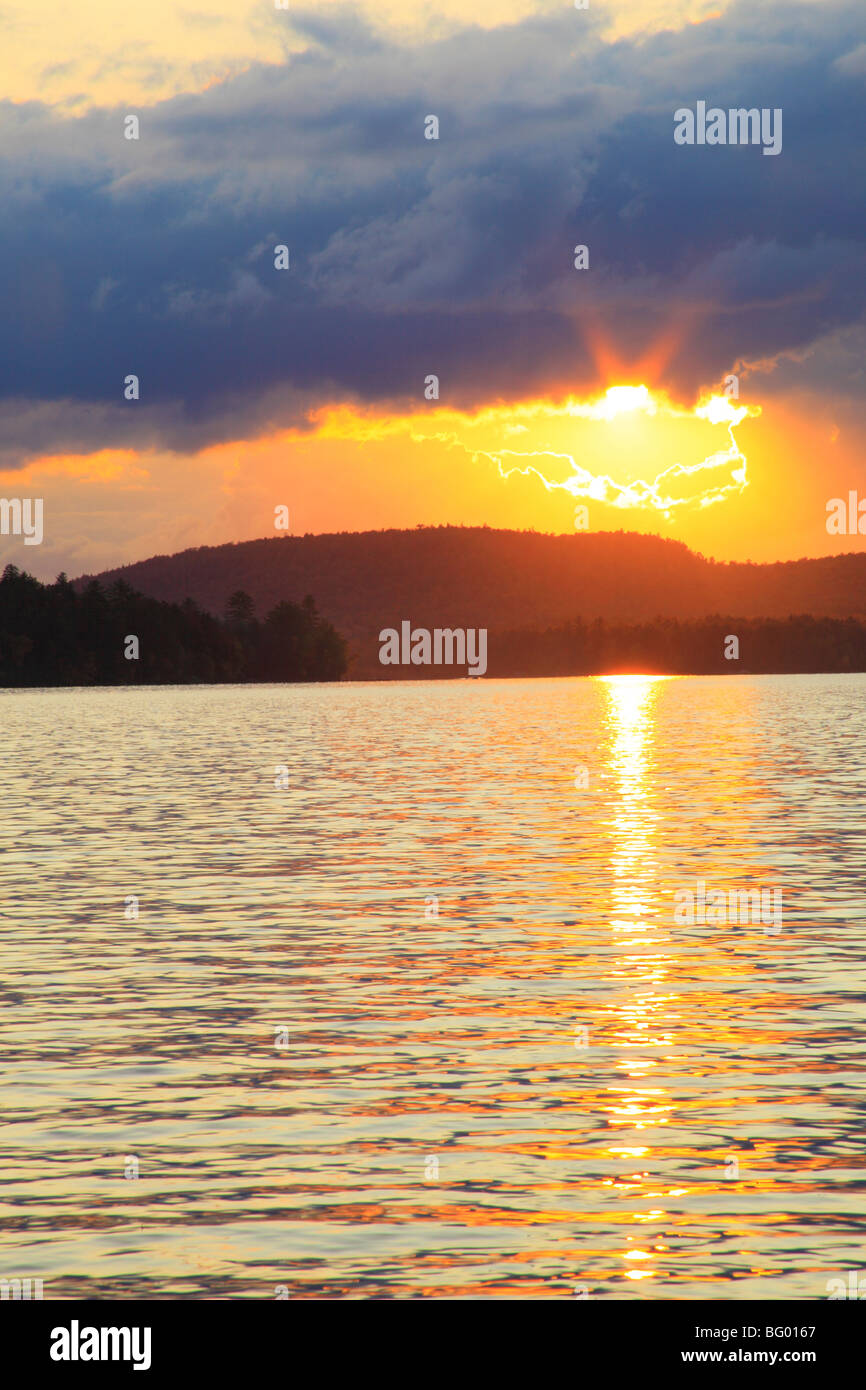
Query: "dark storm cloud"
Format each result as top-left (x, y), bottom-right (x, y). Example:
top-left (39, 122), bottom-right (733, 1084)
top-left (0, 0), bottom-right (863, 464)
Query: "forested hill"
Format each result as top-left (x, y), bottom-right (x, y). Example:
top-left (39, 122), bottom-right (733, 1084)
top-left (78, 527), bottom-right (866, 677)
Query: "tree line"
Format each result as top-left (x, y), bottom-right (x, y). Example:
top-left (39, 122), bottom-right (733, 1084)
top-left (4, 564), bottom-right (863, 683)
top-left (490, 614), bottom-right (866, 676)
top-left (0, 566), bottom-right (347, 685)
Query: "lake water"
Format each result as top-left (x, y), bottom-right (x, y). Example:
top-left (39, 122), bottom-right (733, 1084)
top-left (1, 675), bottom-right (864, 1299)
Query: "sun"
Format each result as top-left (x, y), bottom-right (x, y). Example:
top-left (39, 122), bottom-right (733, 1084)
top-left (305, 382), bottom-right (761, 520)
top-left (477, 384), bottom-right (761, 514)
top-left (592, 385), bottom-right (656, 420)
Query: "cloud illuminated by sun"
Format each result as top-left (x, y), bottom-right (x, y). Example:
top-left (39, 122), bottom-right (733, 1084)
top-left (310, 384), bottom-right (761, 518)
top-left (479, 385), bottom-right (760, 514)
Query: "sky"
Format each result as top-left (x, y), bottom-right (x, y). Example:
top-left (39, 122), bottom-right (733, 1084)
top-left (1, 0), bottom-right (865, 579)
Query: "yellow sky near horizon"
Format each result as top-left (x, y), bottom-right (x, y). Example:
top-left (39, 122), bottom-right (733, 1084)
top-left (1, 383), bottom-right (858, 580)
top-left (1, 0), bottom-right (730, 110)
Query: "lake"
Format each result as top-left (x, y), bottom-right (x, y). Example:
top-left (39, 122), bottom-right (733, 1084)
top-left (1, 674), bottom-right (864, 1299)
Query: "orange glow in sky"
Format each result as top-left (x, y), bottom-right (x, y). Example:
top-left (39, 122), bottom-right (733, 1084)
top-left (4, 375), bottom-right (855, 582)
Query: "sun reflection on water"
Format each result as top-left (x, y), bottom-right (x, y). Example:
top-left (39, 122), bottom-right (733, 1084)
top-left (0, 678), bottom-right (859, 1298)
top-left (597, 675), bottom-right (678, 1285)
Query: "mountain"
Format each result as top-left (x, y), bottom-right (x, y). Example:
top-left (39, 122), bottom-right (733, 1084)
top-left (78, 527), bottom-right (866, 677)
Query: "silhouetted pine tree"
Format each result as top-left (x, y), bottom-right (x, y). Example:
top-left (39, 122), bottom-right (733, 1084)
top-left (0, 566), bottom-right (347, 686)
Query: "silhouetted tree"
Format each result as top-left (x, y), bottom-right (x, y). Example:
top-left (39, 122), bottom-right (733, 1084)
top-left (226, 590), bottom-right (255, 626)
top-left (0, 570), bottom-right (347, 686)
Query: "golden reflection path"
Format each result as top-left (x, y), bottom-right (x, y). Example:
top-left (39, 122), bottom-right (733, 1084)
top-left (597, 675), bottom-right (676, 1285)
